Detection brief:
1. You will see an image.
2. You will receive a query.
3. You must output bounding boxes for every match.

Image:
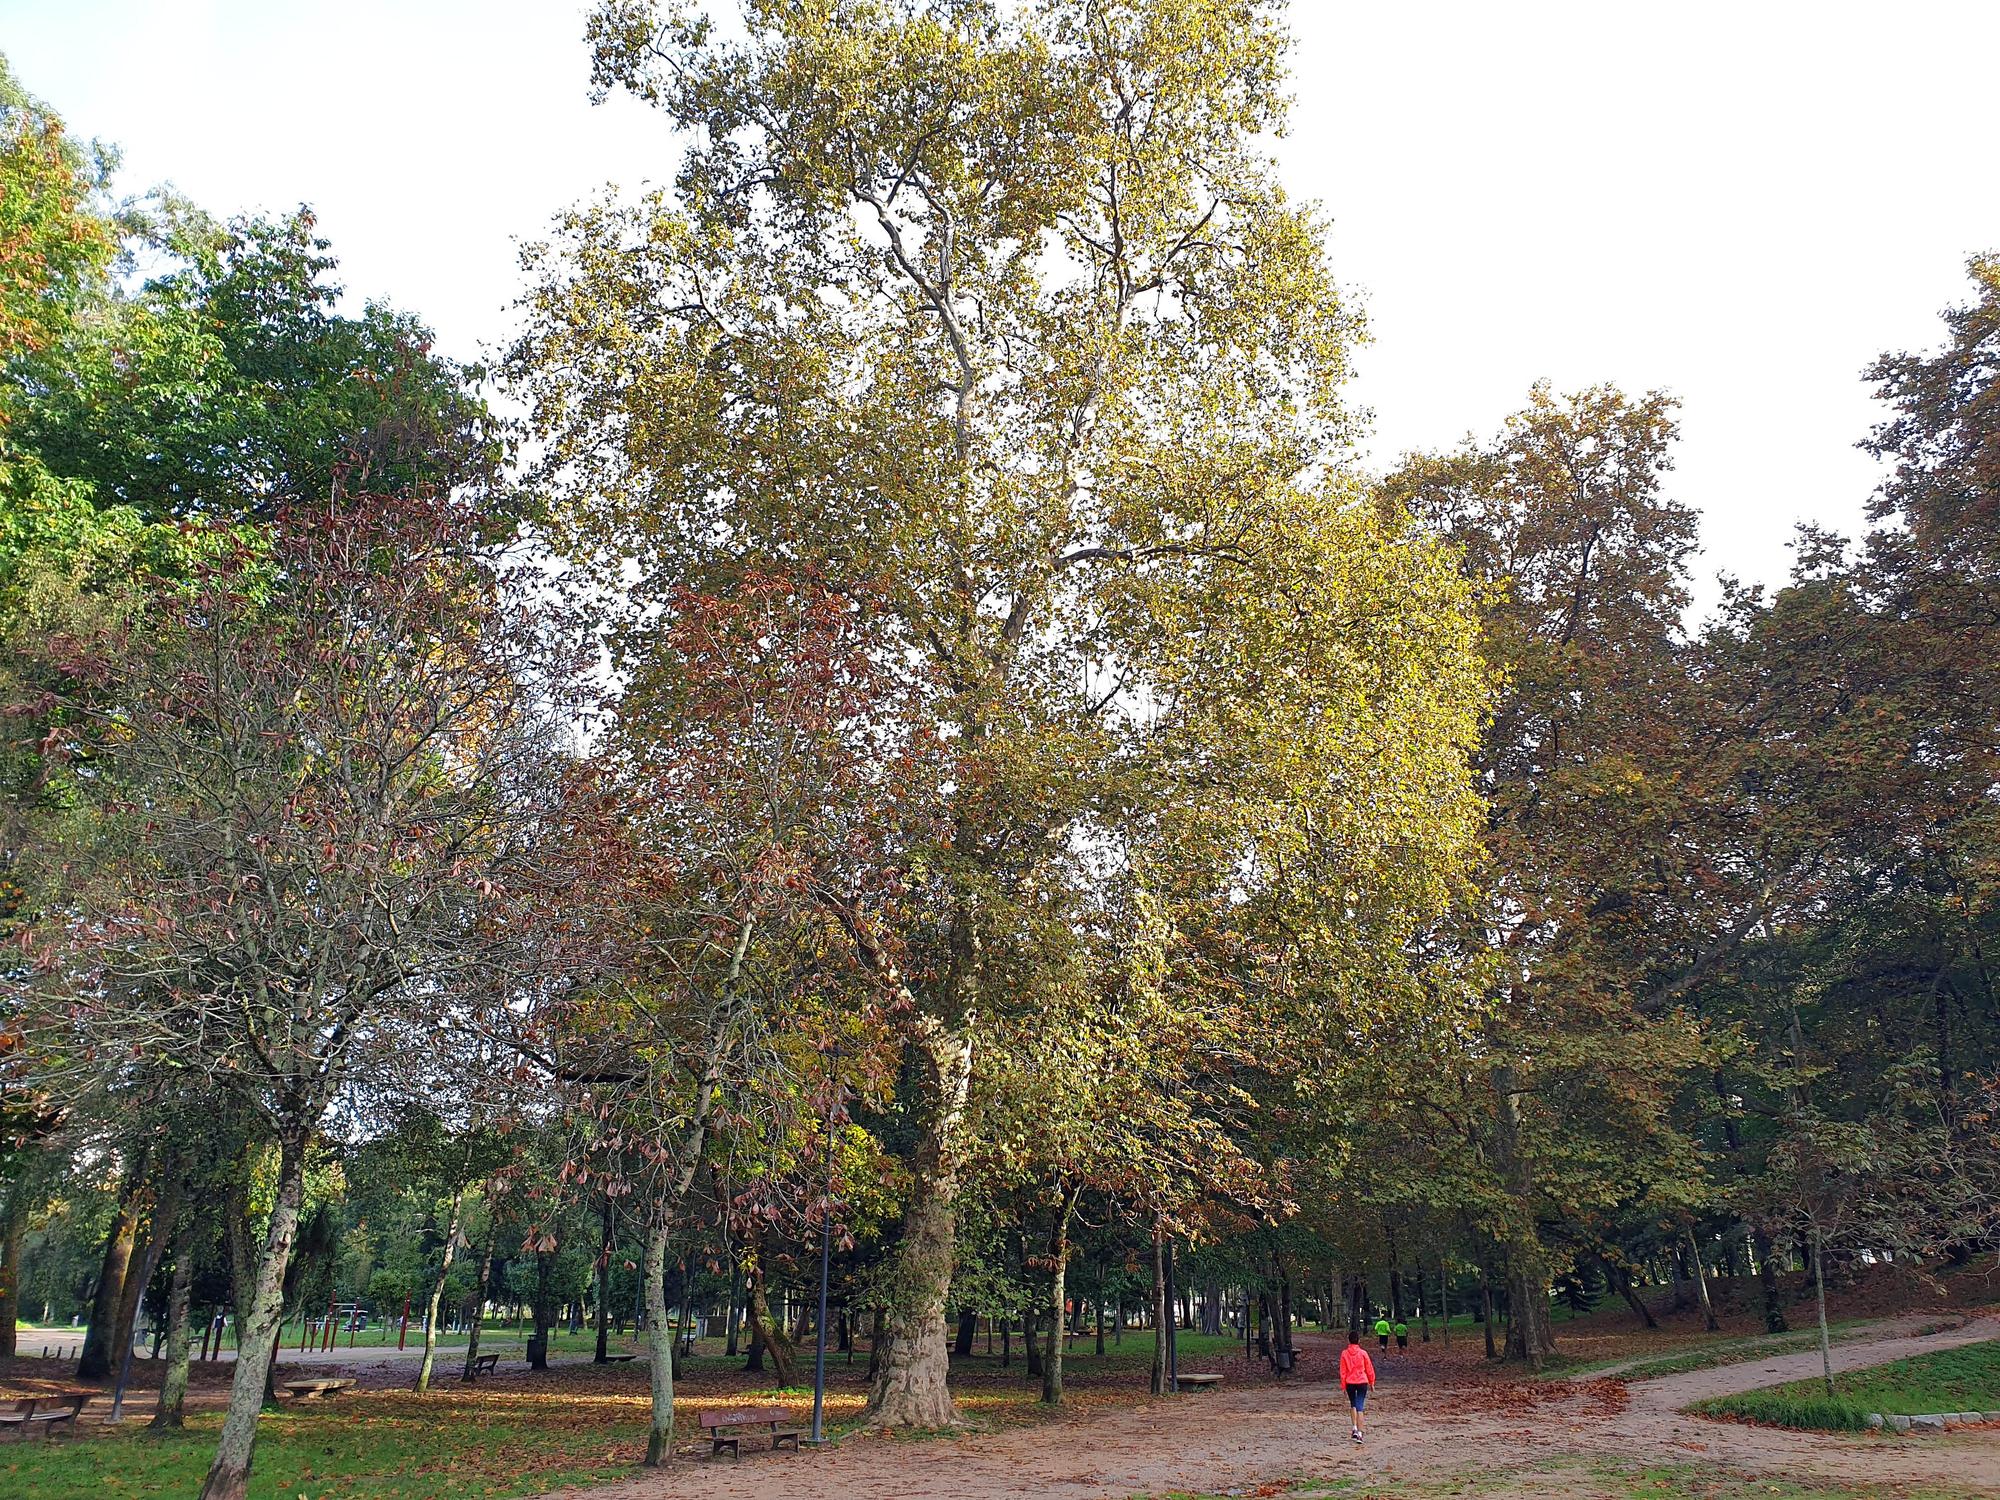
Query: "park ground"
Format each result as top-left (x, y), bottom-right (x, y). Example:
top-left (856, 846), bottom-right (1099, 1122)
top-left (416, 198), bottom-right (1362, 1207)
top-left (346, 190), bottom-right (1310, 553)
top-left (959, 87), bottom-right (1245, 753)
top-left (6, 1267), bottom-right (2000, 1499)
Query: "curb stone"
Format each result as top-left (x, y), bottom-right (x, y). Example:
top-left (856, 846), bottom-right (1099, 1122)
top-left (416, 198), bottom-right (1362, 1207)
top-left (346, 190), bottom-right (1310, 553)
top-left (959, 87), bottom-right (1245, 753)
top-left (1877, 1410), bottom-right (1997, 1433)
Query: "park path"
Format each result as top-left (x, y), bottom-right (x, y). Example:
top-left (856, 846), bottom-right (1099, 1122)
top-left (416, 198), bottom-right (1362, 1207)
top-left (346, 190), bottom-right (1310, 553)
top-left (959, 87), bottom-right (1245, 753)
top-left (545, 1321), bottom-right (2000, 1500)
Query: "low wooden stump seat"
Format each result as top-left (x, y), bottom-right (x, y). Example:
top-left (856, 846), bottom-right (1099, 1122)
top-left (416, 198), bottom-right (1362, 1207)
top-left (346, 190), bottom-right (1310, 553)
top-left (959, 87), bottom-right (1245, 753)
top-left (699, 1404), bottom-right (804, 1459)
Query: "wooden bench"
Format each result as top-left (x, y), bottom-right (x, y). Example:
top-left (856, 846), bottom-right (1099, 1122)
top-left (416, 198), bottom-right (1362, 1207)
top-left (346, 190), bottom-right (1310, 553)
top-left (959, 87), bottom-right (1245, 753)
top-left (281, 1378), bottom-right (355, 1401)
top-left (466, 1353), bottom-right (501, 1379)
top-left (0, 1397), bottom-right (41, 1440)
top-left (2, 1393), bottom-right (92, 1438)
top-left (605, 1353), bottom-right (636, 1363)
top-left (1176, 1373), bottom-right (1225, 1390)
top-left (699, 1404), bottom-right (803, 1459)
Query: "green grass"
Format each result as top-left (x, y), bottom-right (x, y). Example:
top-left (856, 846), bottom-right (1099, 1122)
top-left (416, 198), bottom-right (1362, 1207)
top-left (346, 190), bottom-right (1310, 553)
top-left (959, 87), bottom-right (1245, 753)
top-left (0, 1399), bottom-right (647, 1500)
top-left (1539, 1319), bottom-right (1877, 1382)
top-left (1691, 1337), bottom-right (2000, 1431)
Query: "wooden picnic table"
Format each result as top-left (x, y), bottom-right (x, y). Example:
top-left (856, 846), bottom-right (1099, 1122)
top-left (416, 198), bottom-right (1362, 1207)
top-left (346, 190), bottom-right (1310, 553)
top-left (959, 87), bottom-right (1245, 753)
top-left (281, 1378), bottom-right (356, 1401)
top-left (699, 1404), bottom-right (803, 1459)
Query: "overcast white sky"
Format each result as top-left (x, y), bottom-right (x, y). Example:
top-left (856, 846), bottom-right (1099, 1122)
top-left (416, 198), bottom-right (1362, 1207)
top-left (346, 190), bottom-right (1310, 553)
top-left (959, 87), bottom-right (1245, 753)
top-left (4, 0), bottom-right (1995, 609)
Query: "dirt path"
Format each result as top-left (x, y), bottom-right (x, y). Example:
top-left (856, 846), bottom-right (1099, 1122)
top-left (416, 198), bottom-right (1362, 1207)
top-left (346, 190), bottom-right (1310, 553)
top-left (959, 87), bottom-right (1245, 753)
top-left (547, 1323), bottom-right (2000, 1500)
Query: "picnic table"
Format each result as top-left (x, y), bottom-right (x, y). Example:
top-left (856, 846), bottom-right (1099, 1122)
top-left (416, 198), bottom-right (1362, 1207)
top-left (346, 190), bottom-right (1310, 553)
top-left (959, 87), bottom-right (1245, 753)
top-left (699, 1404), bottom-right (803, 1459)
top-left (1176, 1372), bottom-right (1225, 1390)
top-left (0, 1392), bottom-right (93, 1438)
top-left (281, 1378), bottom-right (355, 1401)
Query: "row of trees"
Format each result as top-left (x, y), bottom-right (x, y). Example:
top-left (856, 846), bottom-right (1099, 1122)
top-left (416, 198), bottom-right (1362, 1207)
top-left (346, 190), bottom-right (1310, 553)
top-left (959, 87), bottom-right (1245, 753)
top-left (2, 2), bottom-right (1996, 1495)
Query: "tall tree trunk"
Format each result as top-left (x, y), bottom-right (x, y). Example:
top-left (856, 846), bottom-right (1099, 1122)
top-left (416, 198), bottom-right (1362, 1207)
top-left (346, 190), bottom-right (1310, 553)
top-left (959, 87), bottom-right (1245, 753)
top-left (0, 1188), bottom-right (25, 1358)
top-left (595, 1191), bottom-right (613, 1363)
top-left (527, 1249), bottom-right (554, 1369)
top-left (151, 1208), bottom-right (200, 1429)
top-left (199, 1134), bottom-right (308, 1500)
top-left (223, 1164), bottom-right (278, 1407)
top-left (952, 1306), bottom-right (977, 1358)
top-left (1439, 1257), bottom-right (1451, 1345)
top-left (1609, 1259), bottom-right (1658, 1330)
top-left (745, 1256), bottom-right (798, 1386)
top-left (1492, 1065), bottom-right (1556, 1367)
top-left (1041, 1181), bottom-right (1079, 1405)
top-left (112, 1173), bottom-right (183, 1419)
top-left (1148, 1224), bottom-right (1167, 1395)
top-left (862, 1021), bottom-right (970, 1427)
top-left (77, 1177), bottom-right (142, 1380)
top-left (460, 1234), bottom-right (495, 1382)
top-left (1684, 1230), bottom-right (1719, 1332)
top-left (413, 1187), bottom-right (465, 1393)
top-left (1753, 1229), bottom-right (1788, 1333)
top-left (642, 1220), bottom-right (677, 1465)
top-left (1812, 1228), bottom-right (1835, 1398)
top-left (1480, 1261), bottom-right (1497, 1360)
top-left (724, 1259), bottom-right (743, 1357)
top-left (1415, 1265), bottom-right (1431, 1342)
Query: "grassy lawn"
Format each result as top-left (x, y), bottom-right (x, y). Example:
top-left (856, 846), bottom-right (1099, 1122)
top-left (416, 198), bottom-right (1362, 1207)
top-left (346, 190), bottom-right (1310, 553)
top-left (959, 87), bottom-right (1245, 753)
top-left (1690, 1337), bottom-right (2000, 1431)
top-left (1538, 1319), bottom-right (1881, 1382)
top-left (0, 1391), bottom-right (652, 1500)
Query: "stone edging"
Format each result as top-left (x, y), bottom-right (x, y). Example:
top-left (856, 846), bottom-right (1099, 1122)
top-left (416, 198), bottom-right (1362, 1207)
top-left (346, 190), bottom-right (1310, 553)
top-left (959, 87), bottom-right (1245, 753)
top-left (1868, 1411), bottom-right (2000, 1433)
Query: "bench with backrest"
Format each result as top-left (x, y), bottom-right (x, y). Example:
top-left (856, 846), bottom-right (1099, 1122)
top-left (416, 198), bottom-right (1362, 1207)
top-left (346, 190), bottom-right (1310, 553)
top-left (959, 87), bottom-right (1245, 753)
top-left (26, 1393), bottom-right (92, 1436)
top-left (0, 1397), bottom-right (39, 1440)
top-left (698, 1404), bottom-right (803, 1459)
top-left (466, 1353), bottom-right (502, 1379)
top-left (281, 1378), bottom-right (355, 1401)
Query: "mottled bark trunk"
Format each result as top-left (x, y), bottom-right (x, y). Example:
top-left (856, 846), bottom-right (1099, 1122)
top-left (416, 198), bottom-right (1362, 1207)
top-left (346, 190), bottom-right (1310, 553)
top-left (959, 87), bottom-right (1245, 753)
top-left (199, 1135), bottom-right (308, 1500)
top-left (642, 1220), bottom-right (676, 1466)
top-left (460, 1235), bottom-right (495, 1382)
top-left (1040, 1183), bottom-right (1078, 1405)
top-left (413, 1188), bottom-right (465, 1393)
top-left (151, 1210), bottom-right (199, 1429)
top-left (862, 1023), bottom-right (970, 1427)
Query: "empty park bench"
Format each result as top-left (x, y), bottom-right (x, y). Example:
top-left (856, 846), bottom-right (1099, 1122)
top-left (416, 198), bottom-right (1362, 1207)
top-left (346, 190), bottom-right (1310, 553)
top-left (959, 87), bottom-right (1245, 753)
top-left (1, 1393), bottom-right (93, 1439)
top-left (699, 1404), bottom-right (803, 1459)
top-left (1176, 1373), bottom-right (1225, 1390)
top-left (281, 1378), bottom-right (355, 1401)
top-left (467, 1353), bottom-right (502, 1379)
top-left (606, 1353), bottom-right (637, 1363)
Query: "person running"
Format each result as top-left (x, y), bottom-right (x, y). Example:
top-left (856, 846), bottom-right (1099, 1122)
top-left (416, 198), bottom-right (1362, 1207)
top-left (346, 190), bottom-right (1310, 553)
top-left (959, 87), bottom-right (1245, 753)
top-left (1374, 1314), bottom-right (1391, 1352)
top-left (1394, 1317), bottom-right (1409, 1351)
top-left (1340, 1331), bottom-right (1377, 1443)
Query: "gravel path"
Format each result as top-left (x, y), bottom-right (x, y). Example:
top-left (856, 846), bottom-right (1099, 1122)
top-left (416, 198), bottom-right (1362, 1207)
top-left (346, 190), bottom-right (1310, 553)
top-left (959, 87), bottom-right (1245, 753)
top-left (545, 1322), bottom-right (2000, 1500)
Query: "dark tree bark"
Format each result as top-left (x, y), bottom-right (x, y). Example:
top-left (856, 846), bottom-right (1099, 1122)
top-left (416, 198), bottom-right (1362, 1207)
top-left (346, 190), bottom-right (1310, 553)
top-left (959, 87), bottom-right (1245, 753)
top-left (77, 1178), bottom-right (142, 1380)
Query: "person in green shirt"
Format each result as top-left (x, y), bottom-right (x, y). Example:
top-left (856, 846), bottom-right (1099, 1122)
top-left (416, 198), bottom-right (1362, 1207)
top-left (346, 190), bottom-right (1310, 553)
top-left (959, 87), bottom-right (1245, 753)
top-left (1374, 1315), bottom-right (1390, 1353)
top-left (1394, 1318), bottom-right (1410, 1351)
